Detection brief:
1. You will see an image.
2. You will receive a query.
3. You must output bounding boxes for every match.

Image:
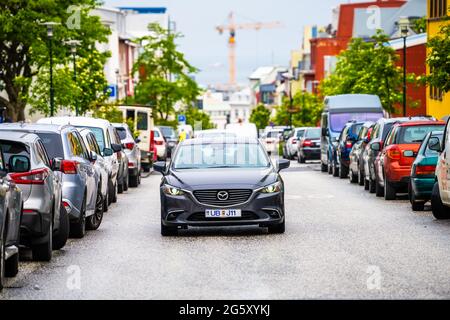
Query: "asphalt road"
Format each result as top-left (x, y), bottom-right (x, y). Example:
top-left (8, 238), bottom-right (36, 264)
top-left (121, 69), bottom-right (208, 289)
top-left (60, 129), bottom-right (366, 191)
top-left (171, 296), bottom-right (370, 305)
top-left (1, 160), bottom-right (450, 300)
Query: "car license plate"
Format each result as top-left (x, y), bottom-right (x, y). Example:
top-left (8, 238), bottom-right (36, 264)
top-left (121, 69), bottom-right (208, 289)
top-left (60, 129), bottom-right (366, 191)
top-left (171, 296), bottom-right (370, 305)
top-left (205, 209), bottom-right (242, 218)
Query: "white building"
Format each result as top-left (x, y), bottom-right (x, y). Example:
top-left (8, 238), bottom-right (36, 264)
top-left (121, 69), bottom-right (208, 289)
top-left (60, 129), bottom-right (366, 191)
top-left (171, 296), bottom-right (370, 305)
top-left (229, 88), bottom-right (252, 124)
top-left (201, 91), bottom-right (231, 130)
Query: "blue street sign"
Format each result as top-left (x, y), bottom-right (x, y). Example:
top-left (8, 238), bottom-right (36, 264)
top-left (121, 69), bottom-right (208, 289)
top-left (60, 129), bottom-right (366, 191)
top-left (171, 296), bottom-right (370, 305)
top-left (178, 114), bottom-right (186, 123)
top-left (108, 85), bottom-right (116, 98)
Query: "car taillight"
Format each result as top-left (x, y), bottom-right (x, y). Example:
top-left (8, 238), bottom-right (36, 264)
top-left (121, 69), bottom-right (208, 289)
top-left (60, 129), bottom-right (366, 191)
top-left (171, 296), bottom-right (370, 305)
top-left (125, 142), bottom-right (135, 150)
top-left (386, 147), bottom-right (401, 160)
top-left (62, 201), bottom-right (72, 213)
top-left (302, 140), bottom-right (312, 147)
top-left (345, 141), bottom-right (353, 149)
top-left (150, 131), bottom-right (155, 153)
top-left (61, 160), bottom-right (78, 174)
top-left (415, 165), bottom-right (436, 176)
top-left (10, 168), bottom-right (49, 185)
top-left (128, 162), bottom-right (135, 168)
top-left (292, 139), bottom-right (297, 145)
top-left (155, 140), bottom-right (164, 146)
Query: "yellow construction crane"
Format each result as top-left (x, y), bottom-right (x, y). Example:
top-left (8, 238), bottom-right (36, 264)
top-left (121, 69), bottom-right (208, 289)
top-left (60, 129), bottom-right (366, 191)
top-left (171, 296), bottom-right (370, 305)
top-left (216, 12), bottom-right (282, 87)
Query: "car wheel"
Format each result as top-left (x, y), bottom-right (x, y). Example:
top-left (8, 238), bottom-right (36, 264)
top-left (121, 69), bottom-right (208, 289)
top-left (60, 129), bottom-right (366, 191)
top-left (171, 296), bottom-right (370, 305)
top-left (332, 160), bottom-right (339, 177)
top-left (409, 181), bottom-right (425, 212)
top-left (268, 220), bottom-right (286, 234)
top-left (108, 179), bottom-right (114, 206)
top-left (161, 222), bottom-right (178, 237)
top-left (53, 204), bottom-right (69, 250)
top-left (321, 161), bottom-right (328, 172)
top-left (0, 231), bottom-right (5, 291)
top-left (103, 191), bottom-right (109, 213)
top-left (358, 169), bottom-right (365, 186)
top-left (129, 174), bottom-right (139, 188)
top-left (431, 182), bottom-right (450, 220)
top-left (339, 162), bottom-right (347, 179)
top-left (112, 182), bottom-right (118, 203)
top-left (384, 178), bottom-right (396, 201)
top-left (5, 250), bottom-right (19, 278)
top-left (375, 176), bottom-right (384, 197)
top-left (364, 179), bottom-right (370, 191)
top-left (118, 179), bottom-right (124, 194)
top-left (86, 191), bottom-right (104, 231)
top-left (70, 197), bottom-right (86, 239)
top-left (123, 174), bottom-right (129, 191)
top-left (32, 220), bottom-right (52, 262)
top-left (328, 161), bottom-right (333, 175)
top-left (349, 169), bottom-right (358, 183)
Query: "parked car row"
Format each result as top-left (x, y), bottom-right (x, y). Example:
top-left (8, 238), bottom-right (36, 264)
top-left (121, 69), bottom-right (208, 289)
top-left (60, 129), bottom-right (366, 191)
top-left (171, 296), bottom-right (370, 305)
top-left (0, 115), bottom-right (145, 291)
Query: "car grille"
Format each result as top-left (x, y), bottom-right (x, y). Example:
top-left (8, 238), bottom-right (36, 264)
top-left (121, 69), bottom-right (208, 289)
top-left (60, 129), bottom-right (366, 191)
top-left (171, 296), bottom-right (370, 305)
top-left (193, 189), bottom-right (253, 207)
top-left (187, 212), bottom-right (259, 222)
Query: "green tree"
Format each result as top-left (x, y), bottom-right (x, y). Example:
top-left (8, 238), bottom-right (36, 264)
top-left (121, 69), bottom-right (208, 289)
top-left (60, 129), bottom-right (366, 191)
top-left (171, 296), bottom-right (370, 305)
top-left (250, 104), bottom-right (271, 130)
top-left (321, 31), bottom-right (411, 113)
top-left (0, 0), bottom-right (110, 121)
top-left (426, 23), bottom-right (450, 92)
top-left (272, 92), bottom-right (323, 127)
top-left (133, 23), bottom-right (201, 123)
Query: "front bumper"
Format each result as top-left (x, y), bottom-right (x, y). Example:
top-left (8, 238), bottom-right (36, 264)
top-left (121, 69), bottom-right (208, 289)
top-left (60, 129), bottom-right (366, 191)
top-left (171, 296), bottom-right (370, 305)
top-left (161, 189), bottom-right (284, 228)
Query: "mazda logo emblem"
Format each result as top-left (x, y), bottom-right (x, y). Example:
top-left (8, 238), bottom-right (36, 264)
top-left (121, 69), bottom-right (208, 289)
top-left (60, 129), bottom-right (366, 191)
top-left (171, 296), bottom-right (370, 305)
top-left (217, 191), bottom-right (229, 201)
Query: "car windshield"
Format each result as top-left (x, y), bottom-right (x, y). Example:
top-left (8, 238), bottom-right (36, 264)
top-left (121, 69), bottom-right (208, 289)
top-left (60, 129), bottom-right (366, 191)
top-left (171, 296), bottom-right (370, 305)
top-left (296, 130), bottom-right (305, 138)
top-left (399, 125), bottom-right (445, 144)
top-left (159, 127), bottom-right (176, 139)
top-left (173, 142), bottom-right (270, 170)
top-left (35, 133), bottom-right (64, 158)
top-left (78, 126), bottom-right (105, 150)
top-left (305, 128), bottom-right (321, 139)
top-left (330, 113), bottom-right (383, 133)
top-left (115, 127), bottom-right (127, 140)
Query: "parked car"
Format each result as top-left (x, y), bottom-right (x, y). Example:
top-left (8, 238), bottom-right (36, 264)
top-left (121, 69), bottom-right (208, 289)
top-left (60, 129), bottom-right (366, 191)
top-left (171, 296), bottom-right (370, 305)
top-left (113, 123), bottom-right (141, 188)
top-left (348, 121), bottom-right (374, 185)
top-left (408, 131), bottom-right (443, 211)
top-left (430, 119), bottom-right (450, 220)
top-left (119, 106), bottom-right (155, 173)
top-left (0, 131), bottom-right (66, 261)
top-left (373, 121), bottom-right (445, 200)
top-left (153, 137), bottom-right (290, 236)
top-left (1, 123), bottom-right (100, 239)
top-left (153, 127), bottom-right (167, 161)
top-left (320, 94), bottom-right (384, 173)
top-left (37, 117), bottom-right (124, 205)
top-left (78, 128), bottom-right (109, 224)
top-left (334, 121), bottom-right (364, 179)
top-left (0, 148), bottom-right (23, 290)
top-left (195, 130), bottom-right (237, 139)
top-left (363, 117), bottom-right (434, 194)
top-left (261, 129), bottom-right (283, 155)
top-left (283, 127), bottom-right (306, 160)
top-left (158, 126), bottom-right (178, 158)
top-left (297, 128), bottom-right (321, 163)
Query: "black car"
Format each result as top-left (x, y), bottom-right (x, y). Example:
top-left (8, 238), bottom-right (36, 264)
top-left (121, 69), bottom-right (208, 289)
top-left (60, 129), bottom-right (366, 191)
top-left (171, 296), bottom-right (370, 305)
top-left (363, 117), bottom-right (433, 193)
top-left (348, 121), bottom-right (374, 185)
top-left (297, 128), bottom-right (321, 163)
top-left (154, 137), bottom-right (290, 236)
top-left (333, 121), bottom-right (364, 179)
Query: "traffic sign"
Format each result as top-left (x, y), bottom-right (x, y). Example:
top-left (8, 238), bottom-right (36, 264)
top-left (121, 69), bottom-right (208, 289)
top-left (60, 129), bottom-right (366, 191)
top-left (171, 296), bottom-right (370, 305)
top-left (178, 114), bottom-right (186, 123)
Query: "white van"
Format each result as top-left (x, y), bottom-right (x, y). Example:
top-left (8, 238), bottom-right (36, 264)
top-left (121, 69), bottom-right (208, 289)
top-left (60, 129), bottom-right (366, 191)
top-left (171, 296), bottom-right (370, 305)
top-left (119, 106), bottom-right (155, 171)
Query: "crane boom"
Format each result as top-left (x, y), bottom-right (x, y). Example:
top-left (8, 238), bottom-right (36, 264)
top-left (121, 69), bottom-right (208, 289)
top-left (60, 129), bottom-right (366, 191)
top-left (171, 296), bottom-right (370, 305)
top-left (216, 12), bottom-right (282, 86)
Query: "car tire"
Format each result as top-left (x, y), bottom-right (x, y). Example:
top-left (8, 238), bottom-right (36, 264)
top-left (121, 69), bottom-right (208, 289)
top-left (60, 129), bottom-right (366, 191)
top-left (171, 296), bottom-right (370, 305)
top-left (358, 169), bottom-right (365, 186)
top-left (118, 180), bottom-right (124, 194)
top-left (409, 181), bottom-right (425, 212)
top-left (328, 161), bottom-right (333, 175)
top-left (103, 191), bottom-right (109, 213)
top-left (32, 220), bottom-right (52, 262)
top-left (5, 251), bottom-right (19, 278)
top-left (268, 220), bottom-right (286, 234)
top-left (112, 182), bottom-right (118, 203)
top-left (364, 179), bottom-right (370, 191)
top-left (431, 182), bottom-right (450, 220)
top-left (349, 169), bottom-right (358, 183)
top-left (108, 178), bottom-right (114, 206)
top-left (123, 174), bottom-right (129, 191)
top-left (70, 197), bottom-right (86, 239)
top-left (339, 162), bottom-right (347, 179)
top-left (161, 222), bottom-right (178, 237)
top-left (129, 174), bottom-right (139, 188)
top-left (321, 162), bottom-right (328, 172)
top-left (86, 191), bottom-right (104, 231)
top-left (332, 160), bottom-right (339, 177)
top-left (384, 178), bottom-right (396, 201)
top-left (375, 177), bottom-right (384, 197)
top-left (53, 204), bottom-right (69, 250)
top-left (299, 155), bottom-right (306, 164)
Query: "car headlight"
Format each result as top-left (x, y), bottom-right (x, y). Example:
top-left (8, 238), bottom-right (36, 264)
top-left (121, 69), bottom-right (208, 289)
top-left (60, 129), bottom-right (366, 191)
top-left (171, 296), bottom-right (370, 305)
top-left (261, 181), bottom-right (282, 194)
top-left (163, 185), bottom-right (185, 196)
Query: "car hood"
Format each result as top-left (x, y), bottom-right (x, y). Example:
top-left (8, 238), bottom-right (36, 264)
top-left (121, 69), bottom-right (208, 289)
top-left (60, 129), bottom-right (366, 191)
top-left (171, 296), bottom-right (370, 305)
top-left (165, 167), bottom-right (278, 190)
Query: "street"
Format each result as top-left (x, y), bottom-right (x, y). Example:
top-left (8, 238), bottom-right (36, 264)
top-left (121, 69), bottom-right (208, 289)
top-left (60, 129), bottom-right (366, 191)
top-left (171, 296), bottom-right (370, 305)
top-left (1, 160), bottom-right (450, 300)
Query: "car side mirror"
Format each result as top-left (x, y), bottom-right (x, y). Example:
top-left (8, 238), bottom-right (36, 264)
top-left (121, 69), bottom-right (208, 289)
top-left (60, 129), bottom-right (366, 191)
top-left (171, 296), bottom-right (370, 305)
top-left (428, 137), bottom-right (442, 152)
top-left (103, 148), bottom-right (114, 157)
top-left (371, 142), bottom-right (381, 151)
top-left (9, 155), bottom-right (31, 173)
top-left (111, 143), bottom-right (123, 153)
top-left (90, 151), bottom-right (98, 162)
top-left (276, 159), bottom-right (290, 172)
top-left (51, 158), bottom-right (62, 171)
top-left (153, 161), bottom-right (167, 175)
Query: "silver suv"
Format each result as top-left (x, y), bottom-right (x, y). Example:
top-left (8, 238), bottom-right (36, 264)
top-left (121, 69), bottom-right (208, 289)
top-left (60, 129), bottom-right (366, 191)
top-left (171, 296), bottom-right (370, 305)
top-left (113, 123), bottom-right (141, 188)
top-left (0, 131), bottom-right (65, 261)
top-left (0, 124), bottom-right (99, 239)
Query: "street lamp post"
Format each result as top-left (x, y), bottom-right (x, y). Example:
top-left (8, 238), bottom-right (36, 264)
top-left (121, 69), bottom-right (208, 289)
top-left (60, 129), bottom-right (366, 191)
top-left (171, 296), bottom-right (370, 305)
top-left (399, 17), bottom-right (409, 117)
top-left (41, 22), bottom-right (60, 117)
top-left (66, 40), bottom-right (81, 116)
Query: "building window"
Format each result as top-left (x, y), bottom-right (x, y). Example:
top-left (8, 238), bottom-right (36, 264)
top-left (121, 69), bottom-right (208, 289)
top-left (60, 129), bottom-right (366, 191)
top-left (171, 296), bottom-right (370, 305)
top-left (430, 85), bottom-right (444, 101)
top-left (429, 0), bottom-right (448, 19)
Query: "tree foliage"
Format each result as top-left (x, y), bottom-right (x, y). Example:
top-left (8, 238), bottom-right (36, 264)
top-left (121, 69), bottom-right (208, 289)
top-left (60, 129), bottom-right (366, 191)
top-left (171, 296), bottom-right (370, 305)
top-left (132, 23), bottom-right (201, 123)
top-left (250, 104), bottom-right (271, 130)
top-left (272, 92), bottom-right (323, 127)
top-left (0, 0), bottom-right (110, 121)
top-left (426, 23), bottom-right (450, 92)
top-left (320, 31), bottom-right (413, 114)
top-left (180, 106), bottom-right (215, 130)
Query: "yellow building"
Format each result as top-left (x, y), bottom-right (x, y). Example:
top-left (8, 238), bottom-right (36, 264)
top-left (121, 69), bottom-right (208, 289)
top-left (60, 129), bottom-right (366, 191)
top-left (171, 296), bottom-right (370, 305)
top-left (426, 0), bottom-right (450, 119)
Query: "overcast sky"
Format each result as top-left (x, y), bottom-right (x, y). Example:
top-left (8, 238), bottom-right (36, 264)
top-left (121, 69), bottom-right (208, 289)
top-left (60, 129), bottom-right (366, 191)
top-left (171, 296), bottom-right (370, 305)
top-left (103, 0), bottom-right (364, 86)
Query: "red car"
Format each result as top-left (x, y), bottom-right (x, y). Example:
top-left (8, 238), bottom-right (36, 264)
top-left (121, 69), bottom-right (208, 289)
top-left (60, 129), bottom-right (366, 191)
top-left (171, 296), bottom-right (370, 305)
top-left (372, 121), bottom-right (445, 200)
